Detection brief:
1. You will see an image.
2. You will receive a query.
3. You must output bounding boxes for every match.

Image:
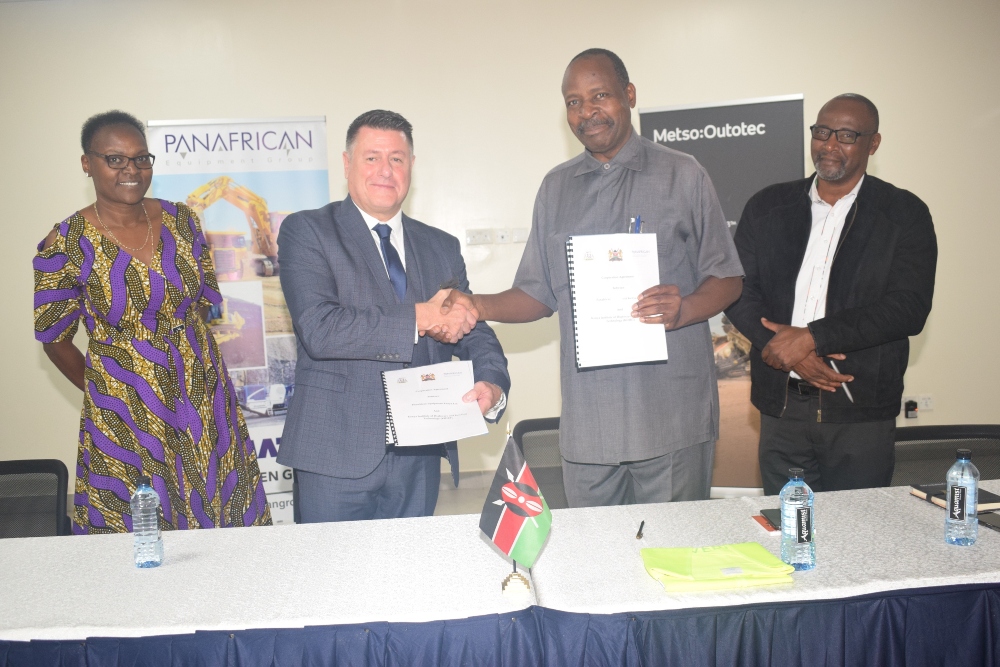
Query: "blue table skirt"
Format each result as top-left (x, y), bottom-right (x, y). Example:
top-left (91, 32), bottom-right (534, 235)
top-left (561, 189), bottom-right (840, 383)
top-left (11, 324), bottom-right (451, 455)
top-left (4, 583), bottom-right (998, 666)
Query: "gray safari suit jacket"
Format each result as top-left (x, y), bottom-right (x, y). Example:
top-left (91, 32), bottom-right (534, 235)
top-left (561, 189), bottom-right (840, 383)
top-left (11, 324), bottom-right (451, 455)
top-left (276, 196), bottom-right (510, 482)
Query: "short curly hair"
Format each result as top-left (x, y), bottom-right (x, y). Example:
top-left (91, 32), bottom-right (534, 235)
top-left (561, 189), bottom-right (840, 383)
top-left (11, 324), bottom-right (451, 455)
top-left (569, 48), bottom-right (630, 91)
top-left (831, 94), bottom-right (880, 133)
top-left (80, 110), bottom-right (146, 153)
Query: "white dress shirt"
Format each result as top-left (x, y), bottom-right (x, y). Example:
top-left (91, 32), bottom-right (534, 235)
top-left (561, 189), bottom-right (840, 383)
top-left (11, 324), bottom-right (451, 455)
top-left (789, 175), bottom-right (863, 378)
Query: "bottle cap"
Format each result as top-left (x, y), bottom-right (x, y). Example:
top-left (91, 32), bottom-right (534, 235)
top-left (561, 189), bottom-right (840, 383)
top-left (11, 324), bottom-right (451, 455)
top-left (956, 449), bottom-right (972, 460)
top-left (788, 467), bottom-right (804, 478)
top-left (137, 474), bottom-right (152, 486)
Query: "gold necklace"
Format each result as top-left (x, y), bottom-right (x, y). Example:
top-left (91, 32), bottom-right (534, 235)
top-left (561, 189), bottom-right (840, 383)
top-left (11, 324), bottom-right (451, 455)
top-left (93, 201), bottom-right (152, 254)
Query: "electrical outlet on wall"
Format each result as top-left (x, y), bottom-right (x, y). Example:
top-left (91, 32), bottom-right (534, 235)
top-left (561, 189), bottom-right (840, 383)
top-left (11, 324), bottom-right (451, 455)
top-left (465, 229), bottom-right (493, 245)
top-left (902, 394), bottom-right (934, 413)
top-left (495, 229), bottom-right (512, 244)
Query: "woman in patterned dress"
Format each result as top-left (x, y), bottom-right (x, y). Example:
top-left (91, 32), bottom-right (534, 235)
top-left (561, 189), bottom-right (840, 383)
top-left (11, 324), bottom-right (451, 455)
top-left (34, 111), bottom-right (272, 532)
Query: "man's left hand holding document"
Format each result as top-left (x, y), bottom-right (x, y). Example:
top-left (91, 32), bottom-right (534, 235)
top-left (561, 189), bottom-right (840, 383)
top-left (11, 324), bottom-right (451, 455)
top-left (383, 360), bottom-right (498, 446)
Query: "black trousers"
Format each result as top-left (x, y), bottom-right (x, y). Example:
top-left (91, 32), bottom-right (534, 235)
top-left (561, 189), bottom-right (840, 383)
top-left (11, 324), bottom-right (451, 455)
top-left (759, 389), bottom-right (895, 495)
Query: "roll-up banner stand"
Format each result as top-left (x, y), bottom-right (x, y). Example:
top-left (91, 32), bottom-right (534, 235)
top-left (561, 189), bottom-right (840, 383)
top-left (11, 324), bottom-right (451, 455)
top-left (148, 117), bottom-right (329, 522)
top-left (640, 95), bottom-right (804, 489)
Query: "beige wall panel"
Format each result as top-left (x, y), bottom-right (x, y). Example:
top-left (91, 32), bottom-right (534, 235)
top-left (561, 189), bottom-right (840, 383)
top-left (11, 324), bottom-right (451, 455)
top-left (1, 0), bottom-right (997, 483)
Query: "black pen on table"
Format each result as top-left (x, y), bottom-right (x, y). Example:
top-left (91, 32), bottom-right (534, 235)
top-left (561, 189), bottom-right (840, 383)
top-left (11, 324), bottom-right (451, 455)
top-left (636, 520), bottom-right (645, 540)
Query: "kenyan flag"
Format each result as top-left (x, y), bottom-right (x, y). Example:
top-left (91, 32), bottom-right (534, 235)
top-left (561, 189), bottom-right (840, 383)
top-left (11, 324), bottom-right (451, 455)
top-left (479, 435), bottom-right (552, 568)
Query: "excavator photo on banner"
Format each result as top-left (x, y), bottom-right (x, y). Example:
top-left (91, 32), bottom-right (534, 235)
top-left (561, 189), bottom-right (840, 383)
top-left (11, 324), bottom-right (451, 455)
top-left (186, 176), bottom-right (282, 280)
top-left (186, 176), bottom-right (288, 405)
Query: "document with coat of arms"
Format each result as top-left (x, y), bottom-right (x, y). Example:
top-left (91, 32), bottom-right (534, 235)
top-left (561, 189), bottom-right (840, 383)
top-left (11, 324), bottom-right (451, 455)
top-left (381, 360), bottom-right (488, 446)
top-left (566, 233), bottom-right (669, 368)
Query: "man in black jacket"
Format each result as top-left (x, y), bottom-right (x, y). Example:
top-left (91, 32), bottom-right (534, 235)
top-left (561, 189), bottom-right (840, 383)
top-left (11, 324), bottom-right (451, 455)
top-left (725, 94), bottom-right (937, 495)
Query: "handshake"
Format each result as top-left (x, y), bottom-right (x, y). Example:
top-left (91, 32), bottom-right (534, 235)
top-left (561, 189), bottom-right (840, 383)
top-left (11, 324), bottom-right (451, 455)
top-left (415, 289), bottom-right (480, 344)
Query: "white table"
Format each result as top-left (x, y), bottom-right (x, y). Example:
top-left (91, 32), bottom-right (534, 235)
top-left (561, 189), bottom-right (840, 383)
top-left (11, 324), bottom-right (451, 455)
top-left (0, 513), bottom-right (532, 641)
top-left (2, 482), bottom-right (999, 665)
top-left (529, 480), bottom-right (1000, 614)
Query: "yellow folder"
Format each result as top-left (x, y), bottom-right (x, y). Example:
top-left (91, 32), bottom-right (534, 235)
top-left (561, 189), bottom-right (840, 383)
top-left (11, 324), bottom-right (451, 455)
top-left (641, 542), bottom-right (795, 592)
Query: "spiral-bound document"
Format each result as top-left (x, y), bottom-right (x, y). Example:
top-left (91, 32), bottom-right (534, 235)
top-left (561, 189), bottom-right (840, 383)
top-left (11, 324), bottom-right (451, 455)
top-left (566, 233), bottom-right (669, 369)
top-left (381, 360), bottom-right (488, 446)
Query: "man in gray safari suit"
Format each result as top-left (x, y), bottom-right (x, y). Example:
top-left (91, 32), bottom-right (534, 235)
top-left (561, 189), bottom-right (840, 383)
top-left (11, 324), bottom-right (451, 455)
top-left (277, 110), bottom-right (510, 523)
top-left (438, 49), bottom-right (742, 507)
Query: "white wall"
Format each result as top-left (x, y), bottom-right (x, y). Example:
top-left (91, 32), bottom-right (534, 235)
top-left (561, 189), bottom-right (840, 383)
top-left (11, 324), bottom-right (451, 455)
top-left (1, 0), bottom-right (997, 478)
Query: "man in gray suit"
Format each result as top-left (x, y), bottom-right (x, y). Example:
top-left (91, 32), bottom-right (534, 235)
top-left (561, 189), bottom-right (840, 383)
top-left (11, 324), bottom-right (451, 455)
top-left (277, 110), bottom-right (510, 523)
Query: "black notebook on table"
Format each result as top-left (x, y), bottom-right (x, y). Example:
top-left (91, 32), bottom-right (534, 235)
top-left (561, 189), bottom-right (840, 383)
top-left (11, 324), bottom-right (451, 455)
top-left (910, 483), bottom-right (1000, 513)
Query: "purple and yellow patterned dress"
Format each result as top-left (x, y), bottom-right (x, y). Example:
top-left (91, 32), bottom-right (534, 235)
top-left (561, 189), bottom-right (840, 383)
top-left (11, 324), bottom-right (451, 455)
top-left (33, 200), bottom-right (272, 533)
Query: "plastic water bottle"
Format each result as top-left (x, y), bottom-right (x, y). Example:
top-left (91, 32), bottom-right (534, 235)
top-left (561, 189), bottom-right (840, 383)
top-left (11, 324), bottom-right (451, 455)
top-left (945, 449), bottom-right (979, 546)
top-left (779, 468), bottom-right (816, 570)
top-left (130, 475), bottom-right (163, 568)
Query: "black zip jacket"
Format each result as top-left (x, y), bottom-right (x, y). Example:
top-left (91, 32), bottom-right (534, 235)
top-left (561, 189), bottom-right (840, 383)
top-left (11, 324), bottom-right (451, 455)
top-left (725, 174), bottom-right (937, 422)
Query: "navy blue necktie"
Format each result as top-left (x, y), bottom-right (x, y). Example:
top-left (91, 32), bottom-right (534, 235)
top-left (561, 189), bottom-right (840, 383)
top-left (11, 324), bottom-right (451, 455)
top-left (374, 223), bottom-right (407, 302)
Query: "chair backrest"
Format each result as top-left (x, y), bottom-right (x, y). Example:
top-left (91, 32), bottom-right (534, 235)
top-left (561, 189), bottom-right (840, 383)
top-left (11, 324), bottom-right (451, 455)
top-left (892, 425), bottom-right (1000, 486)
top-left (512, 417), bottom-right (568, 510)
top-left (0, 459), bottom-right (71, 538)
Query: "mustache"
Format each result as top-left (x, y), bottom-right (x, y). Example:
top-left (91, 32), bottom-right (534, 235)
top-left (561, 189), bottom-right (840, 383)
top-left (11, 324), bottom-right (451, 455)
top-left (576, 117), bottom-right (613, 134)
top-left (814, 150), bottom-right (845, 165)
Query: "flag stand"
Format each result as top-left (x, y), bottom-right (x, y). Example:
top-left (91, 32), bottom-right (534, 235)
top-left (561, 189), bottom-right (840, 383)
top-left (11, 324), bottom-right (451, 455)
top-left (502, 559), bottom-right (531, 595)
top-left (482, 428), bottom-right (550, 598)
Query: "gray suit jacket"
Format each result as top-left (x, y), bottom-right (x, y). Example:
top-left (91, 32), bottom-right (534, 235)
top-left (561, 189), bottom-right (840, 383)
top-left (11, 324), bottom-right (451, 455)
top-left (276, 196), bottom-right (510, 482)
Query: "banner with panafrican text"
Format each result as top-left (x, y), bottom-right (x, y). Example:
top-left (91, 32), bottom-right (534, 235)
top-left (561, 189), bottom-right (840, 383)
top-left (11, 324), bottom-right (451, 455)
top-left (148, 116), bottom-right (329, 523)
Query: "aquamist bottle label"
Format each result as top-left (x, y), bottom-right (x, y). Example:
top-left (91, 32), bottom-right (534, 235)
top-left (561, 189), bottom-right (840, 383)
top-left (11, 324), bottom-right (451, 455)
top-left (949, 486), bottom-right (967, 521)
top-left (796, 507), bottom-right (812, 543)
